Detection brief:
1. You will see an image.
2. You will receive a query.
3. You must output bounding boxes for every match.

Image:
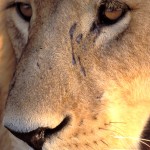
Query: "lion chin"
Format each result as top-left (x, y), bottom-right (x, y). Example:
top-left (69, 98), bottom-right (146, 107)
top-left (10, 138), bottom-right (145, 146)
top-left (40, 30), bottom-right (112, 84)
top-left (0, 0), bottom-right (150, 150)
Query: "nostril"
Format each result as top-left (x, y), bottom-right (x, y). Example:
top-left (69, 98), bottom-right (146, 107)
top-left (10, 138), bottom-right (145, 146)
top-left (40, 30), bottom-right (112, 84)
top-left (5, 116), bottom-right (70, 150)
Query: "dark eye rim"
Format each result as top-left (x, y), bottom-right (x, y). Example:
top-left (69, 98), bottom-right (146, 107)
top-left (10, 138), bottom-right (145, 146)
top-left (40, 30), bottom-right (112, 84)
top-left (16, 3), bottom-right (32, 22)
top-left (98, 3), bottom-right (130, 26)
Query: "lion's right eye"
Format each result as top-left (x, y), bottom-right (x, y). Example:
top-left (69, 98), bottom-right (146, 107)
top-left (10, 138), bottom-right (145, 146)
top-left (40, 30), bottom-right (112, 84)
top-left (98, 0), bottom-right (130, 25)
top-left (16, 3), bottom-right (32, 22)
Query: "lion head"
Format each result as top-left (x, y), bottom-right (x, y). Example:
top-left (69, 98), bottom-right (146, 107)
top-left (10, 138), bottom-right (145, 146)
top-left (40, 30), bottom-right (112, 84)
top-left (2, 0), bottom-right (150, 149)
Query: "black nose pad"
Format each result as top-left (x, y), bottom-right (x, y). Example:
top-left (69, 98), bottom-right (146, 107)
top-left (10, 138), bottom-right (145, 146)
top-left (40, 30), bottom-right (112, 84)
top-left (5, 117), bottom-right (70, 150)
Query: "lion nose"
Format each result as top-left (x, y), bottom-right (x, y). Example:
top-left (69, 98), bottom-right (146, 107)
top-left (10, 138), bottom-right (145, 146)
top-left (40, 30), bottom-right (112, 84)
top-left (5, 117), bottom-right (70, 150)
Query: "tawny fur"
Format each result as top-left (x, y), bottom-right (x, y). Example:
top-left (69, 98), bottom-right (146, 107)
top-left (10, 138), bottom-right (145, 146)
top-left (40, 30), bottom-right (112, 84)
top-left (0, 2), bottom-right (16, 150)
top-left (1, 0), bottom-right (150, 150)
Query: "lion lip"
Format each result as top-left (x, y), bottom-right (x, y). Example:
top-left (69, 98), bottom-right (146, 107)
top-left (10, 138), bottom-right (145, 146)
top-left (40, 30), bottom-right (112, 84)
top-left (5, 116), bottom-right (70, 150)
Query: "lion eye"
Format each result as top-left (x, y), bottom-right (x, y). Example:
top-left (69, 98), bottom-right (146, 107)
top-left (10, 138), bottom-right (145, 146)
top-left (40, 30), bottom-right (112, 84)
top-left (98, 0), bottom-right (129, 25)
top-left (16, 3), bottom-right (32, 22)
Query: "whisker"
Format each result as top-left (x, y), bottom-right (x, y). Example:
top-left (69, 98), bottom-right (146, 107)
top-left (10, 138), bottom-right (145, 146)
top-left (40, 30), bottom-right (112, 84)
top-left (85, 143), bottom-right (97, 150)
top-left (140, 139), bottom-right (150, 142)
top-left (109, 122), bottom-right (126, 124)
top-left (114, 136), bottom-right (150, 142)
top-left (107, 124), bottom-right (127, 135)
top-left (140, 141), bottom-right (150, 148)
top-left (98, 126), bottom-right (126, 139)
top-left (114, 136), bottom-right (150, 148)
top-left (100, 139), bottom-right (109, 147)
top-left (97, 127), bottom-right (129, 148)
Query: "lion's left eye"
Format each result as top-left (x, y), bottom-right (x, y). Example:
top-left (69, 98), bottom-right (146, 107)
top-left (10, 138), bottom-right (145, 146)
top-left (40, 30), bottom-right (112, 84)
top-left (16, 3), bottom-right (32, 22)
top-left (98, 0), bottom-right (129, 25)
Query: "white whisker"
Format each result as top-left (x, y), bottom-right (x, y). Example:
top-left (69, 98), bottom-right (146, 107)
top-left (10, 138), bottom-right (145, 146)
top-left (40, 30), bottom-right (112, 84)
top-left (114, 136), bottom-right (150, 148)
top-left (140, 141), bottom-right (150, 148)
top-left (114, 136), bottom-right (140, 140)
top-left (114, 136), bottom-right (150, 142)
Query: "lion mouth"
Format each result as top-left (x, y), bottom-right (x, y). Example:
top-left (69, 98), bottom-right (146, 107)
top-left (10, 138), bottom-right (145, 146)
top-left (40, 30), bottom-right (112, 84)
top-left (5, 117), bottom-right (70, 150)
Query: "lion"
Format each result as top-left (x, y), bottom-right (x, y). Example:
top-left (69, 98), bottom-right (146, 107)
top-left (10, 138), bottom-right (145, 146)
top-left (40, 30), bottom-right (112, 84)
top-left (1, 0), bottom-right (150, 149)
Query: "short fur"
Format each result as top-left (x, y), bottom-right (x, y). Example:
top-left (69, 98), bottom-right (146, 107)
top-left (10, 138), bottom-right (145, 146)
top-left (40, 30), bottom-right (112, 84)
top-left (1, 0), bottom-right (150, 149)
top-left (0, 2), bottom-right (15, 149)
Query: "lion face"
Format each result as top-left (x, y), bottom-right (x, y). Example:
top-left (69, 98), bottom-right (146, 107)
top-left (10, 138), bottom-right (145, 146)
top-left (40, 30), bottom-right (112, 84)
top-left (2, 0), bottom-right (150, 149)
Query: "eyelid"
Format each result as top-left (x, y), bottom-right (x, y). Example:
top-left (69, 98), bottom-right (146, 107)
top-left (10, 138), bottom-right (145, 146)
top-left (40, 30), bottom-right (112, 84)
top-left (5, 2), bottom-right (16, 9)
top-left (5, 1), bottom-right (30, 10)
top-left (0, 2), bottom-right (19, 12)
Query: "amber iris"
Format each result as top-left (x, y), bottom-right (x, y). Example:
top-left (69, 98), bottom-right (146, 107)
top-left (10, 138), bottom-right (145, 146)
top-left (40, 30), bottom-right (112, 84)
top-left (105, 9), bottom-right (123, 20)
